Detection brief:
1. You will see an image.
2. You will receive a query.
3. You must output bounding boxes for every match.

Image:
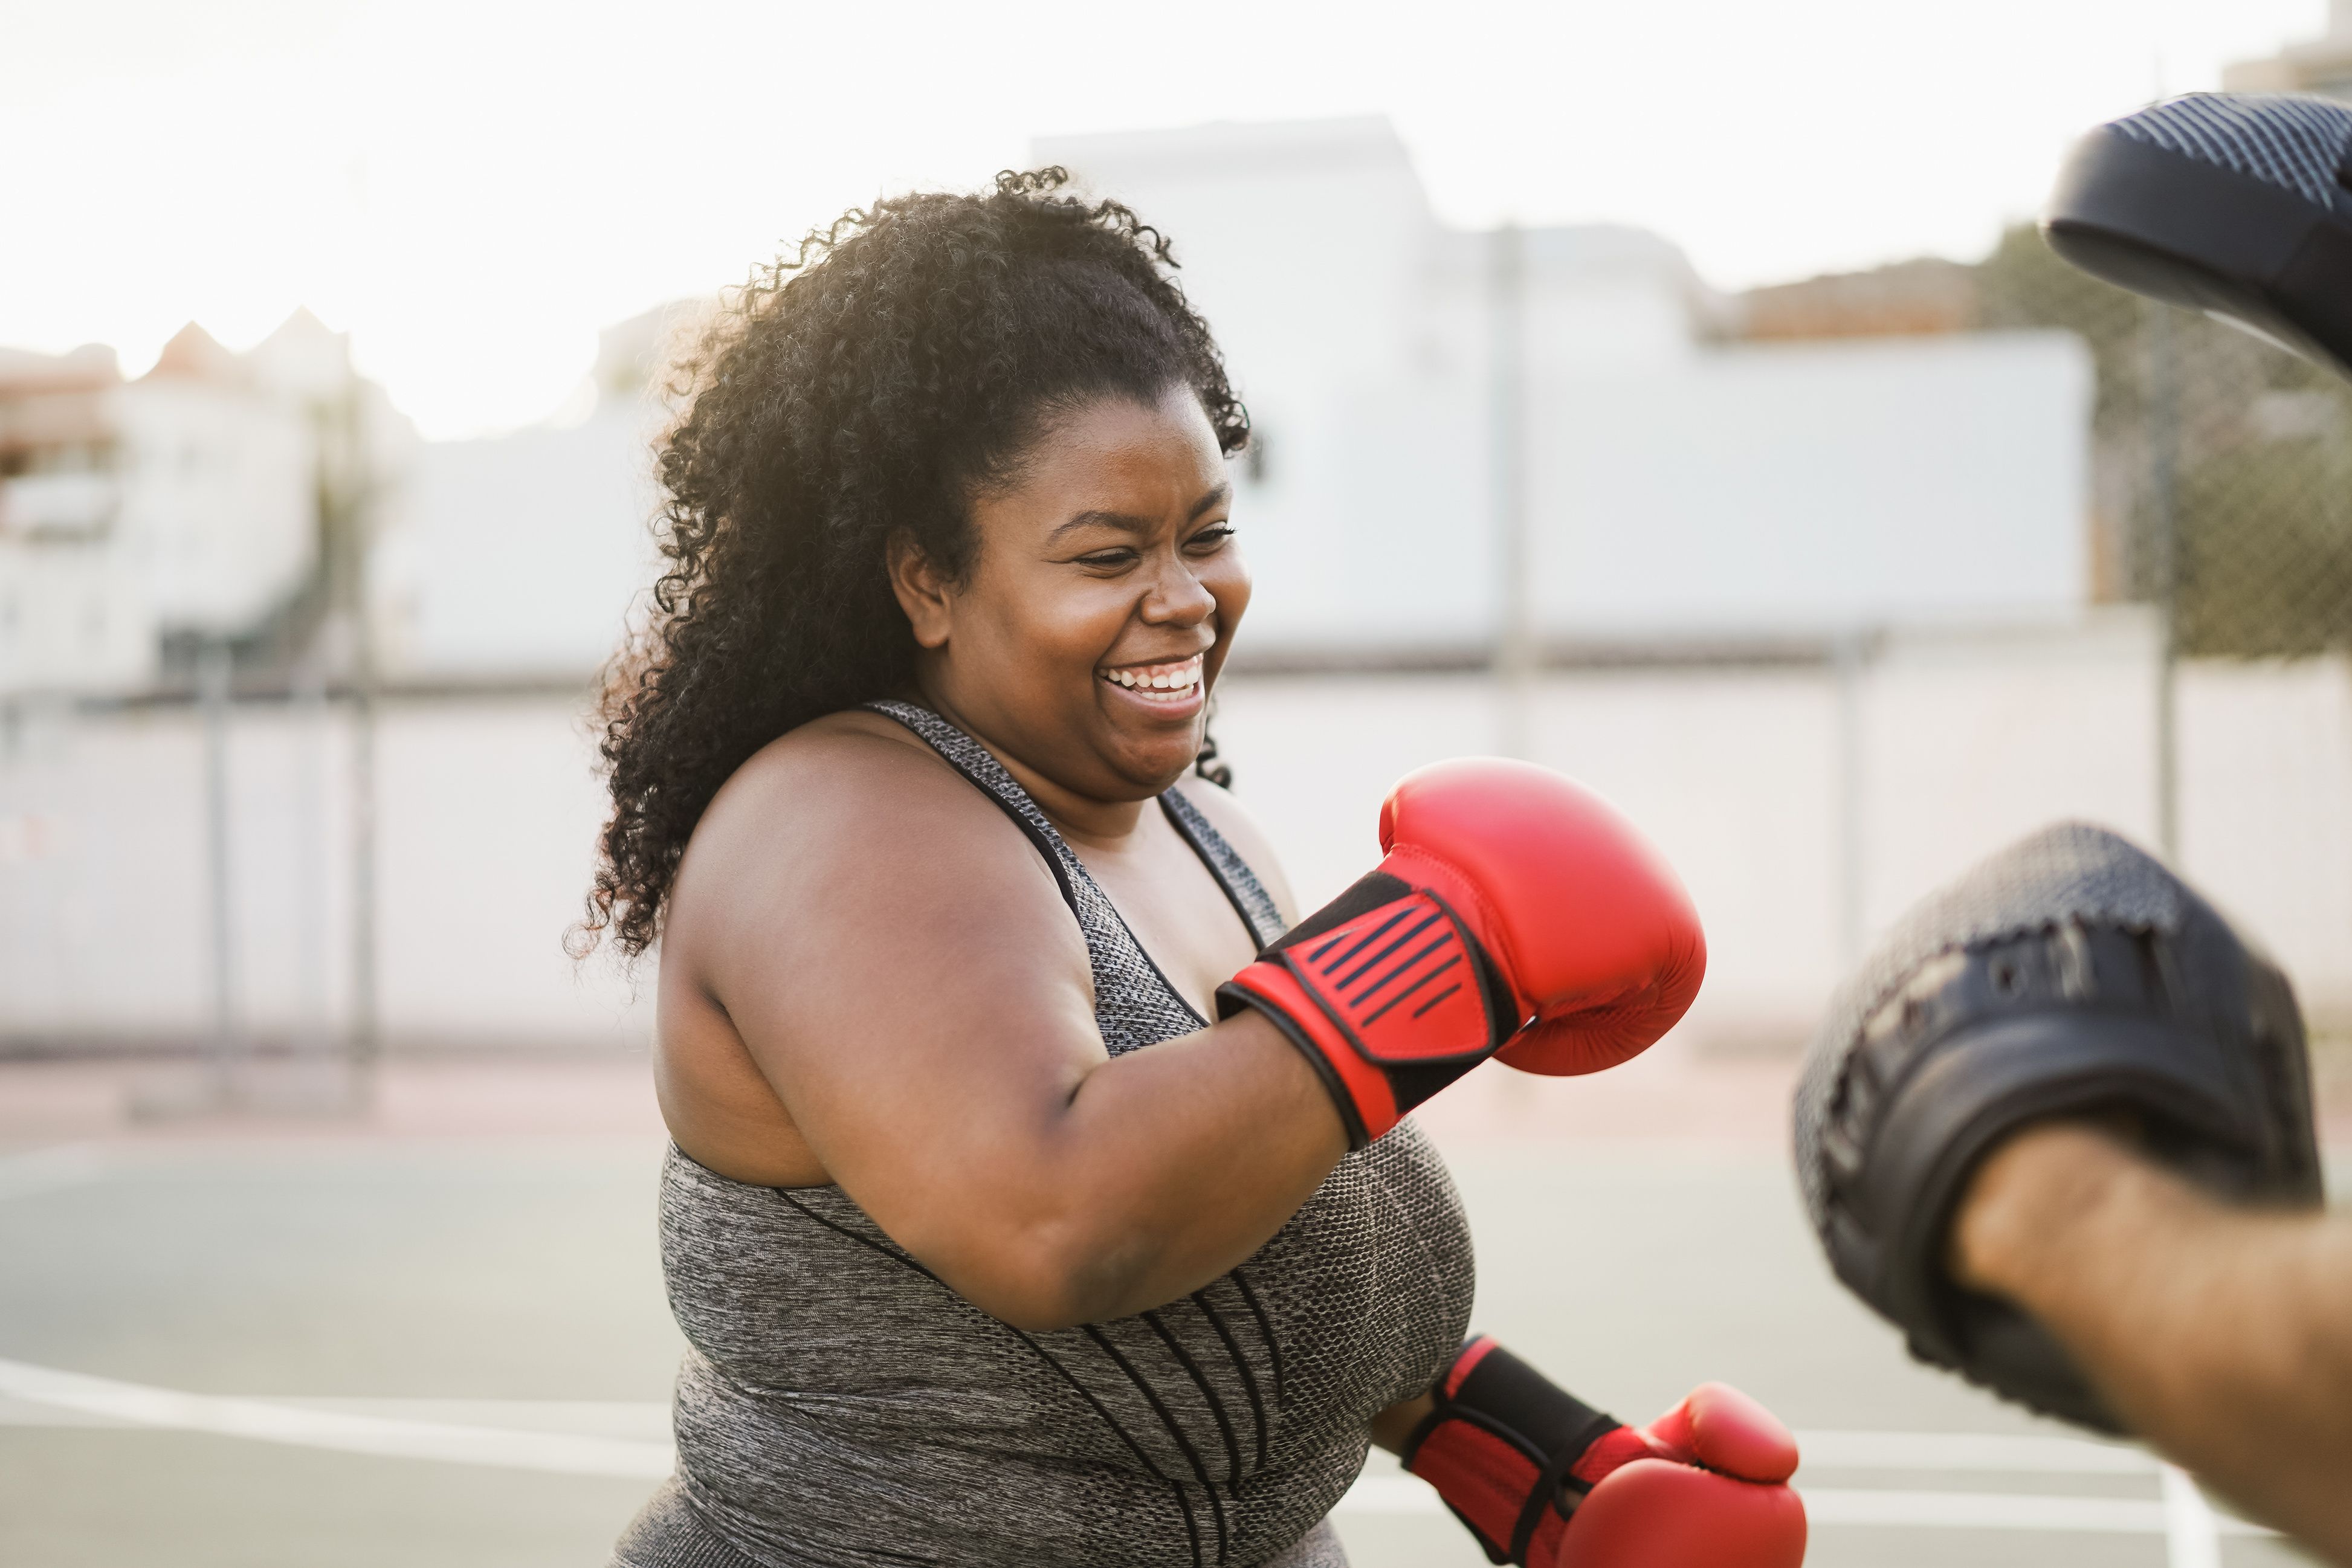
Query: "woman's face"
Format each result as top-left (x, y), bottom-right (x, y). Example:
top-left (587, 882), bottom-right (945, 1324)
top-left (896, 384), bottom-right (1249, 804)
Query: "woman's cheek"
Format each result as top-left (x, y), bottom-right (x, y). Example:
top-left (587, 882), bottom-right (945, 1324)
top-left (1051, 580), bottom-right (1137, 666)
top-left (1209, 550), bottom-right (1252, 633)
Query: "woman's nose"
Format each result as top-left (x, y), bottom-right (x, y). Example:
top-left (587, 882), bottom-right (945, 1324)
top-left (1140, 553), bottom-right (1215, 625)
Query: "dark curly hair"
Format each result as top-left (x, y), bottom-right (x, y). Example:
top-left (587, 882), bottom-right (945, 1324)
top-left (576, 168), bottom-right (1250, 960)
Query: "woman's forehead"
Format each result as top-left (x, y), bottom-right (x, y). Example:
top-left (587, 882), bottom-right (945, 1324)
top-left (998, 390), bottom-right (1224, 513)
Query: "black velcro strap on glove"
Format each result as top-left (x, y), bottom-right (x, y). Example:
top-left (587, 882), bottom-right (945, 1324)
top-left (1792, 821), bottom-right (2324, 1431)
top-left (1399, 1337), bottom-right (1621, 1566)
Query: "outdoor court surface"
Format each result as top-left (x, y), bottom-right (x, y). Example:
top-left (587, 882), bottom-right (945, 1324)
top-left (0, 1054), bottom-right (2331, 1568)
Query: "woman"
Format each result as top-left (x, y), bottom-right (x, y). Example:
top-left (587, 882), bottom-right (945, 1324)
top-left (585, 170), bottom-right (1800, 1568)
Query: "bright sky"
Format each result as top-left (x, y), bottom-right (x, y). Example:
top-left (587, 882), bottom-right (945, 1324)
top-left (1, 0), bottom-right (2330, 439)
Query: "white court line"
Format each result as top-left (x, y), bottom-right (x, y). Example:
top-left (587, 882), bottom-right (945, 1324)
top-left (2163, 1462), bottom-right (2227, 1567)
top-left (0, 1144), bottom-right (108, 1204)
top-left (0, 1357), bottom-right (2278, 1546)
top-left (1343, 1475), bottom-right (2267, 1542)
top-left (1796, 1428), bottom-right (2156, 1473)
top-left (1797, 1486), bottom-right (2267, 1537)
top-left (0, 1357), bottom-right (673, 1479)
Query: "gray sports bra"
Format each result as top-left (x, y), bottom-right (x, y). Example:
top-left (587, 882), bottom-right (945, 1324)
top-left (628, 703), bottom-right (1475, 1568)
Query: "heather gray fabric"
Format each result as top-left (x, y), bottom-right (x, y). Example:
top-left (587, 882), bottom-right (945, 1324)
top-left (613, 703), bottom-right (1474, 1568)
top-left (614, 1480), bottom-right (1351, 1568)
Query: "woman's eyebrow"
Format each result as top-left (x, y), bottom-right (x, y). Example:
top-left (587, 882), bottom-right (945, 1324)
top-left (1047, 509), bottom-right (1149, 544)
top-left (1189, 482), bottom-right (1232, 520)
top-left (1047, 485), bottom-right (1233, 543)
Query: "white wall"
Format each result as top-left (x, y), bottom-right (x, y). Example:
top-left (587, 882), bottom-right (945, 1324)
top-left (0, 692), bottom-right (648, 1052)
top-left (1530, 333), bottom-right (2093, 636)
top-left (372, 408), bottom-right (662, 679)
top-left (1210, 619), bottom-right (2185, 1051)
top-left (10, 625), bottom-right (2352, 1056)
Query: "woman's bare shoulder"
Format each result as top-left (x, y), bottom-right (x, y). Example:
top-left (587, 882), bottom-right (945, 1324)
top-left (1168, 770), bottom-right (1301, 926)
top-left (709, 708), bottom-right (975, 824)
top-left (672, 709), bottom-right (1069, 952)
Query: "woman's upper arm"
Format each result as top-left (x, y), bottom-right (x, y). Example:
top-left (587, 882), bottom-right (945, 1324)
top-left (668, 728), bottom-right (1103, 1289)
top-left (1172, 774), bottom-right (1303, 928)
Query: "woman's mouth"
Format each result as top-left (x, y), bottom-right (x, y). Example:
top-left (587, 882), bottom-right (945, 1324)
top-left (1099, 653), bottom-right (1205, 708)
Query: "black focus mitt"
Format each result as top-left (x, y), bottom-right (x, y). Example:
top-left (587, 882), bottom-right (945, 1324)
top-left (1792, 822), bottom-right (2324, 1431)
top-left (2045, 92), bottom-right (2352, 380)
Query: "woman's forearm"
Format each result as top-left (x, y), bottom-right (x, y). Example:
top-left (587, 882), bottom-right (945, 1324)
top-left (1953, 1123), bottom-right (2352, 1561)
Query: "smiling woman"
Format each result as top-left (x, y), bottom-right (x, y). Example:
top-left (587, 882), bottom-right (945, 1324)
top-left (886, 384), bottom-right (1241, 805)
top-left (578, 170), bottom-right (1719, 1568)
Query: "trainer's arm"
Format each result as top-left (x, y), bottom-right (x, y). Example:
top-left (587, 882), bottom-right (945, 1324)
top-left (1952, 1123), bottom-right (2352, 1561)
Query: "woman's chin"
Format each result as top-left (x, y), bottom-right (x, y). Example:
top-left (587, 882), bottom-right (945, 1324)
top-left (1097, 720), bottom-right (1206, 792)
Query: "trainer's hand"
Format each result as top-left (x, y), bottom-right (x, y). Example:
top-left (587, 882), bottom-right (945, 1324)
top-left (1401, 1338), bottom-right (1803, 1568)
top-left (1792, 821), bottom-right (2324, 1430)
top-left (1217, 758), bottom-right (1704, 1146)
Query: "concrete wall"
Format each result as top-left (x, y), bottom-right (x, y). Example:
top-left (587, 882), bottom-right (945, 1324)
top-left (0, 691), bottom-right (648, 1054)
top-left (8, 619), bottom-right (2352, 1056)
top-left (371, 407), bottom-right (662, 679)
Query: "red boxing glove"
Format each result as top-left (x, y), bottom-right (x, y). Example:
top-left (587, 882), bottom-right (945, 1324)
top-left (1217, 758), bottom-right (1704, 1146)
top-left (1378, 764), bottom-right (1705, 1078)
top-left (1401, 1337), bottom-right (1805, 1568)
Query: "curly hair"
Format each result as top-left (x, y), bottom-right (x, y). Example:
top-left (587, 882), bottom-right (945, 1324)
top-left (575, 168), bottom-right (1250, 960)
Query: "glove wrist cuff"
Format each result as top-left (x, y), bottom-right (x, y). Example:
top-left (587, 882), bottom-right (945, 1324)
top-left (1218, 869), bottom-right (1513, 1148)
top-left (1400, 1337), bottom-right (1620, 1566)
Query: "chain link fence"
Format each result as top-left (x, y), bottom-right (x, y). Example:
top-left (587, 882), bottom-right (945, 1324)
top-left (1979, 227), bottom-right (2352, 1061)
top-left (1978, 225), bottom-right (2352, 662)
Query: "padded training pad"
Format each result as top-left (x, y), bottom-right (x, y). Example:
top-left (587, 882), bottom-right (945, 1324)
top-left (1796, 824), bottom-right (2185, 1232)
top-left (1792, 821), bottom-right (2322, 1429)
top-left (2045, 92), bottom-right (2352, 379)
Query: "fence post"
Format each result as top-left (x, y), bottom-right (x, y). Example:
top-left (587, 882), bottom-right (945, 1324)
top-left (2144, 298), bottom-right (2182, 860)
top-left (198, 639), bottom-right (240, 1091)
top-left (348, 618), bottom-right (379, 1071)
top-left (1834, 628), bottom-right (1870, 962)
top-left (1490, 220), bottom-right (1534, 758)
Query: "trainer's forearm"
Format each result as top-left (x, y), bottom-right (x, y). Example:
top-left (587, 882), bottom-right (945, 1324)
top-left (1953, 1124), bottom-right (2352, 1562)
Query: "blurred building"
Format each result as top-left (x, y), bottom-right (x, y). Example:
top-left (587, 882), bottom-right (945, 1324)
top-left (360, 117), bottom-right (2099, 683)
top-left (367, 308), bottom-right (680, 681)
top-left (1736, 259), bottom-right (1979, 342)
top-left (1035, 117), bottom-right (2093, 659)
top-left (342, 120), bottom-right (2100, 680)
top-left (0, 312), bottom-right (411, 697)
top-left (2226, 1), bottom-right (2352, 97)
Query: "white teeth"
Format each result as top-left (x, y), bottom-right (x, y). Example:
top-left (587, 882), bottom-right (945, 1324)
top-left (1103, 657), bottom-right (1201, 694)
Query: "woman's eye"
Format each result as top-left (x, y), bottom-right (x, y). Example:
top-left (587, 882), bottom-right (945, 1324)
top-left (1077, 550), bottom-right (1136, 570)
top-left (1187, 524), bottom-right (1235, 550)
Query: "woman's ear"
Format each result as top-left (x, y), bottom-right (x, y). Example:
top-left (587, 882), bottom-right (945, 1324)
top-left (887, 531), bottom-right (955, 650)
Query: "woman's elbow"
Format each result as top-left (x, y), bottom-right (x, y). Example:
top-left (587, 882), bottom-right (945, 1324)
top-left (934, 1216), bottom-right (1155, 1332)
